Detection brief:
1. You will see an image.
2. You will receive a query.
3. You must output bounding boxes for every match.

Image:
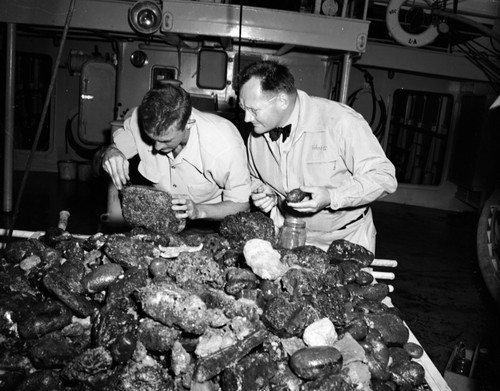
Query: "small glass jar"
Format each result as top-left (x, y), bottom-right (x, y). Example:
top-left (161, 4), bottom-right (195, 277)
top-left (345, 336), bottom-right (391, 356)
top-left (277, 217), bottom-right (306, 249)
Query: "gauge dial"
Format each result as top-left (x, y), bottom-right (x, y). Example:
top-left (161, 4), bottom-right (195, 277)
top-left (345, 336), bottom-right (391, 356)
top-left (322, 0), bottom-right (339, 16)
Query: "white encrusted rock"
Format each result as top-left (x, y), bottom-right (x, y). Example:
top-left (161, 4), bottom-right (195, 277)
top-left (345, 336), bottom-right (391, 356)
top-left (303, 317), bottom-right (338, 346)
top-left (243, 238), bottom-right (288, 280)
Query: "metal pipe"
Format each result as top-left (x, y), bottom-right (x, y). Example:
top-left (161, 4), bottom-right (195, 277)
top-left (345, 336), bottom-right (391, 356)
top-left (3, 23), bottom-right (15, 213)
top-left (341, 0), bottom-right (348, 18)
top-left (362, 0), bottom-right (369, 20)
top-left (339, 53), bottom-right (352, 104)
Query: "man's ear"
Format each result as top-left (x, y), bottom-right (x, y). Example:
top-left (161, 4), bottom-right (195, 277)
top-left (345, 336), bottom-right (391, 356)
top-left (276, 92), bottom-right (290, 110)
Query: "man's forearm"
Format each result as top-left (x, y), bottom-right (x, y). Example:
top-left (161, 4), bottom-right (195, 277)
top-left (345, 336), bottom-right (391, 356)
top-left (92, 145), bottom-right (114, 176)
top-left (196, 201), bottom-right (250, 221)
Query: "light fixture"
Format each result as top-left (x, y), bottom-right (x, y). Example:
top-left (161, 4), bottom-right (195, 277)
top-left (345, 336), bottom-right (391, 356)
top-left (130, 50), bottom-right (148, 68)
top-left (128, 0), bottom-right (162, 35)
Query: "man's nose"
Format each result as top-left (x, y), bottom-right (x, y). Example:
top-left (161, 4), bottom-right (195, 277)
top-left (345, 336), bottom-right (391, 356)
top-left (244, 111), bottom-right (254, 122)
top-left (154, 141), bottom-right (166, 150)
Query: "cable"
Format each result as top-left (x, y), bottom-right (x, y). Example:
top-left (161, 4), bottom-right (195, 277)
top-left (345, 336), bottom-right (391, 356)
top-left (6, 0), bottom-right (77, 243)
top-left (450, 31), bottom-right (500, 91)
top-left (471, 37), bottom-right (500, 59)
top-left (444, 26), bottom-right (500, 92)
top-left (490, 37), bottom-right (500, 55)
top-left (432, 9), bottom-right (500, 44)
top-left (348, 67), bottom-right (387, 142)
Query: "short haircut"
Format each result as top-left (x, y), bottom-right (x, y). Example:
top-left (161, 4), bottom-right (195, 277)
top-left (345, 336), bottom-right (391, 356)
top-left (238, 60), bottom-right (296, 94)
top-left (138, 84), bottom-right (192, 137)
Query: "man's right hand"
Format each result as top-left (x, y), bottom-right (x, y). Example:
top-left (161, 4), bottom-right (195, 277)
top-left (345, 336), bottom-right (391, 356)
top-left (250, 183), bottom-right (278, 213)
top-left (101, 145), bottom-right (130, 190)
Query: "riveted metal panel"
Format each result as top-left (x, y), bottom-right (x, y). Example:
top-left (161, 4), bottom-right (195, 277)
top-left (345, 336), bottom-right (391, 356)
top-left (162, 1), bottom-right (369, 53)
top-left (0, 0), bottom-right (369, 54)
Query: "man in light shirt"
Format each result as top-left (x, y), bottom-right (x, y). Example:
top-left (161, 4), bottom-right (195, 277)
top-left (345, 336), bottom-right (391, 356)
top-left (238, 60), bottom-right (397, 253)
top-left (101, 84), bottom-right (251, 224)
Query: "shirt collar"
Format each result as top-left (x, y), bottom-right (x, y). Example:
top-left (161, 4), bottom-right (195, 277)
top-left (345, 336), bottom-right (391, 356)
top-left (170, 111), bottom-right (204, 172)
top-left (265, 95), bottom-right (300, 143)
top-left (281, 96), bottom-right (299, 142)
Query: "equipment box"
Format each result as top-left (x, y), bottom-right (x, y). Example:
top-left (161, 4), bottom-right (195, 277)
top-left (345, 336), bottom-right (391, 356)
top-left (443, 344), bottom-right (480, 391)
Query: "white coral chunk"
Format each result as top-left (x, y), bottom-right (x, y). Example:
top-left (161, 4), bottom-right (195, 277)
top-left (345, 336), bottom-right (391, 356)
top-left (243, 239), bottom-right (288, 280)
top-left (303, 317), bottom-right (338, 347)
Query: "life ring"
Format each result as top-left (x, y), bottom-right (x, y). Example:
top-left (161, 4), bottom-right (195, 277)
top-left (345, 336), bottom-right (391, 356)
top-left (386, 0), bottom-right (439, 48)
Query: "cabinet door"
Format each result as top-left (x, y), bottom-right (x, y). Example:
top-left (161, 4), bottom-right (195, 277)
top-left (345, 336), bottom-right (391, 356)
top-left (79, 61), bottom-right (116, 145)
top-left (386, 90), bottom-right (452, 186)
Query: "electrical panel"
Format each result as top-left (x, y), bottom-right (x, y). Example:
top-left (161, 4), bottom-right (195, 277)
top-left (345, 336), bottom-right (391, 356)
top-left (79, 61), bottom-right (116, 144)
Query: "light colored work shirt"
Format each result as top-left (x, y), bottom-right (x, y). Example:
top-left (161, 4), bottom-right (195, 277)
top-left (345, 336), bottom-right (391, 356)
top-left (114, 107), bottom-right (251, 204)
top-left (247, 90), bottom-right (397, 251)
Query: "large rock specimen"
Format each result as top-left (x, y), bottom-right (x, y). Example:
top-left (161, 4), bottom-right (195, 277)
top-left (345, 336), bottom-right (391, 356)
top-left (326, 239), bottom-right (374, 267)
top-left (121, 185), bottom-right (186, 234)
top-left (219, 212), bottom-right (276, 250)
top-left (139, 280), bottom-right (209, 335)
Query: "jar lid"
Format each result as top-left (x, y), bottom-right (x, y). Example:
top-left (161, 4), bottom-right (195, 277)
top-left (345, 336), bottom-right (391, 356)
top-left (284, 217), bottom-right (306, 228)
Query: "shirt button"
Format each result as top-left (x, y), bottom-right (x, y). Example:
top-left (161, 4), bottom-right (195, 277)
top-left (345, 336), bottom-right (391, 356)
top-left (173, 184), bottom-right (177, 188)
top-left (172, 166), bottom-right (176, 169)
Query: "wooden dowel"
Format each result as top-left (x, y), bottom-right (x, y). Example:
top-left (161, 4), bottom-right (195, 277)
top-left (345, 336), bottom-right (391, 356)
top-left (371, 271), bottom-right (396, 280)
top-left (372, 258), bottom-right (398, 268)
top-left (58, 210), bottom-right (71, 230)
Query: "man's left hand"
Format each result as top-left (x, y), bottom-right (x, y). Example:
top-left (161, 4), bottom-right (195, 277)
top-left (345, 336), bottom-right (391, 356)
top-left (286, 186), bottom-right (330, 213)
top-left (172, 195), bottom-right (201, 220)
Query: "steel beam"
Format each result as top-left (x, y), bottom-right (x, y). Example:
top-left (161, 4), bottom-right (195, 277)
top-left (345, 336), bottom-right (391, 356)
top-left (161, 1), bottom-right (369, 53)
top-left (0, 0), bottom-right (370, 54)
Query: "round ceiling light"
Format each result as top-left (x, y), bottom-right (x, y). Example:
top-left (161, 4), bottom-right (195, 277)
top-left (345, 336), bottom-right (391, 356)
top-left (128, 0), bottom-right (162, 35)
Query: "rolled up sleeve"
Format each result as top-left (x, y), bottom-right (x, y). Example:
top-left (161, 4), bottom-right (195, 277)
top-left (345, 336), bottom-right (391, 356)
top-left (216, 145), bottom-right (251, 203)
top-left (112, 109), bottom-right (140, 159)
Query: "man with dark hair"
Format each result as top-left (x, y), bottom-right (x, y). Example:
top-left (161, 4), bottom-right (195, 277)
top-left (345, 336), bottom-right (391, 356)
top-left (101, 84), bottom-right (251, 222)
top-left (238, 60), bottom-right (397, 252)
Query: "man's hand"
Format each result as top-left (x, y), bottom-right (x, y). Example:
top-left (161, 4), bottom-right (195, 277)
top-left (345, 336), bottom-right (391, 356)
top-left (172, 194), bottom-right (201, 220)
top-left (251, 183), bottom-right (278, 213)
top-left (286, 186), bottom-right (330, 213)
top-left (101, 146), bottom-right (130, 190)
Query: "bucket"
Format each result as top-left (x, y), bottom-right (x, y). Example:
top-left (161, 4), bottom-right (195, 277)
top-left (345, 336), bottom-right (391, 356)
top-left (58, 160), bottom-right (77, 181)
top-left (77, 161), bottom-right (92, 182)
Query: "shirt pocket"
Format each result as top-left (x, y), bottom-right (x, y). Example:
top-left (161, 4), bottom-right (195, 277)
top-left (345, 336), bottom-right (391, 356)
top-left (304, 159), bottom-right (338, 186)
top-left (187, 182), bottom-right (222, 204)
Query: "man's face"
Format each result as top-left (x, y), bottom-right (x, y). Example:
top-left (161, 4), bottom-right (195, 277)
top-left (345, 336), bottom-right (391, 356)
top-left (239, 77), bottom-right (283, 135)
top-left (145, 120), bottom-right (189, 155)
